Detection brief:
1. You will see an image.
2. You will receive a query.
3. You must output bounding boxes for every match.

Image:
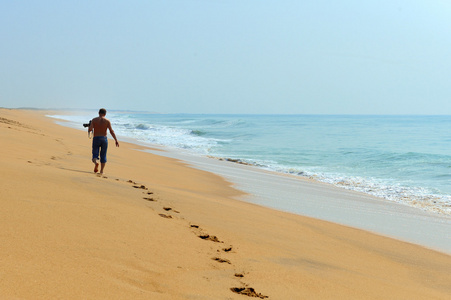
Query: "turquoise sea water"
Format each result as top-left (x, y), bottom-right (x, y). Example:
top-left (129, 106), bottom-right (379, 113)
top-left (49, 113), bottom-right (451, 215)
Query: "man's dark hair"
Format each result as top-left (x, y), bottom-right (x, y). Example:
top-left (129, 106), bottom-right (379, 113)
top-left (99, 108), bottom-right (107, 115)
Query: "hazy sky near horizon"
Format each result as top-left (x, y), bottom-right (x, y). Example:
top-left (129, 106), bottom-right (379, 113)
top-left (1, 1), bottom-right (451, 114)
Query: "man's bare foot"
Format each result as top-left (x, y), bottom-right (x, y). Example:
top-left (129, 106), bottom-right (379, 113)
top-left (92, 159), bottom-right (99, 173)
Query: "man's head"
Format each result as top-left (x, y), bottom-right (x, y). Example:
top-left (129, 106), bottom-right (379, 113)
top-left (99, 108), bottom-right (107, 116)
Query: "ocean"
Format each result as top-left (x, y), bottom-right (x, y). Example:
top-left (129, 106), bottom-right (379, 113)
top-left (49, 112), bottom-right (451, 216)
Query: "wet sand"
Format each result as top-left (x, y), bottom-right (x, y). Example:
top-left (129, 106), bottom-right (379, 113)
top-left (149, 148), bottom-right (451, 254)
top-left (1, 108), bottom-right (450, 299)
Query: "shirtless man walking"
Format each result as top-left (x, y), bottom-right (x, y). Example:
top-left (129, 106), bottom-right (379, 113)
top-left (88, 108), bottom-right (119, 174)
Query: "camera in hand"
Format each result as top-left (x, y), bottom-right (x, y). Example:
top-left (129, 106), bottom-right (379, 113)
top-left (83, 120), bottom-right (91, 128)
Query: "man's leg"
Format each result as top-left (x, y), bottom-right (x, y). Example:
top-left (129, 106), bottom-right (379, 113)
top-left (99, 137), bottom-right (108, 174)
top-left (92, 138), bottom-right (100, 173)
top-left (93, 160), bottom-right (99, 173)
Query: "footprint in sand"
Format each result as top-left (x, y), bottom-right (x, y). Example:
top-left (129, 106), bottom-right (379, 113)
top-left (143, 197), bottom-right (156, 202)
top-left (198, 234), bottom-right (222, 243)
top-left (230, 287), bottom-right (268, 299)
top-left (159, 214), bottom-right (172, 219)
top-left (212, 257), bottom-right (231, 264)
top-left (190, 226), bottom-right (225, 243)
top-left (133, 185), bottom-right (147, 190)
top-left (163, 207), bottom-right (180, 213)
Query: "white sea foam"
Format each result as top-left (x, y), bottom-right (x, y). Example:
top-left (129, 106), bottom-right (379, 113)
top-left (314, 173), bottom-right (451, 215)
top-left (111, 119), bottom-right (224, 154)
top-left (219, 159), bottom-right (451, 215)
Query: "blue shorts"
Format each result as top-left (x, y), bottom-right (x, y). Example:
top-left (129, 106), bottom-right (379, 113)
top-left (92, 136), bottom-right (108, 163)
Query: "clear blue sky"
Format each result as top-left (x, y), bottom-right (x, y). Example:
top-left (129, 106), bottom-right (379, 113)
top-left (1, 0), bottom-right (450, 114)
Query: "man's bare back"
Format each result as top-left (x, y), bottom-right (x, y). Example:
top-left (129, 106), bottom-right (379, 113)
top-left (91, 116), bottom-right (112, 137)
top-left (89, 114), bottom-right (119, 146)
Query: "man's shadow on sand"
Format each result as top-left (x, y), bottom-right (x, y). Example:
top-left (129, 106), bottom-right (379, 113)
top-left (59, 167), bottom-right (96, 175)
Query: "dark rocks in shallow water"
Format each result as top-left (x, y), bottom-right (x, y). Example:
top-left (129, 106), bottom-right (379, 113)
top-left (225, 158), bottom-right (252, 166)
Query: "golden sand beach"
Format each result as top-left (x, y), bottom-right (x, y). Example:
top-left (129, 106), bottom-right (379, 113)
top-left (1, 108), bottom-right (450, 299)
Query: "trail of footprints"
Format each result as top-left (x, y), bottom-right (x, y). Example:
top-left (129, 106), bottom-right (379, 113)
top-left (123, 178), bottom-right (269, 299)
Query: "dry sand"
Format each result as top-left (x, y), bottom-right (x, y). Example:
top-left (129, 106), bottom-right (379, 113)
top-left (1, 108), bottom-right (450, 299)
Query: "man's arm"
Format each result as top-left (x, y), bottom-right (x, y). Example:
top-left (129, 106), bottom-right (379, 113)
top-left (108, 122), bottom-right (119, 147)
top-left (88, 119), bottom-right (94, 134)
